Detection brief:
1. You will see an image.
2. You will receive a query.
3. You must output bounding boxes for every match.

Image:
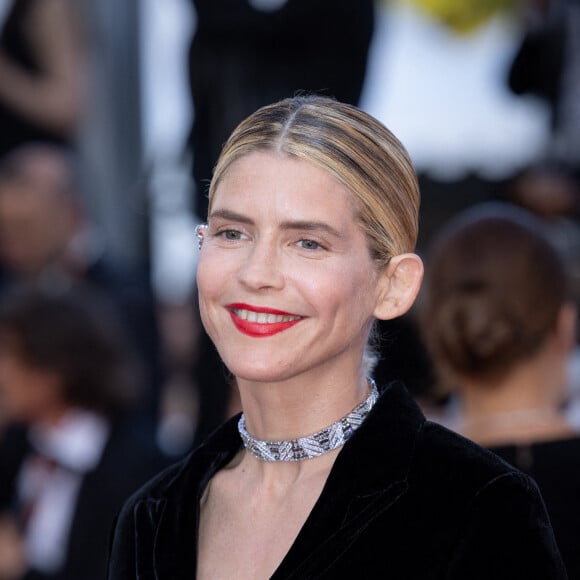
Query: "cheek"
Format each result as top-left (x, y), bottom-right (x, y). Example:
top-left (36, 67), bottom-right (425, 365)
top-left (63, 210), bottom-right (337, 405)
top-left (335, 266), bottom-right (379, 324)
top-left (196, 251), bottom-right (220, 300)
top-left (304, 264), bottom-right (373, 321)
top-left (197, 244), bottom-right (246, 299)
top-left (196, 251), bottom-right (228, 332)
top-left (336, 256), bottom-right (377, 295)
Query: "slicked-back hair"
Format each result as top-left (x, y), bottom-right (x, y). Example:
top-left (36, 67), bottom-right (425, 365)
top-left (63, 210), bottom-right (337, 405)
top-left (208, 95), bottom-right (420, 268)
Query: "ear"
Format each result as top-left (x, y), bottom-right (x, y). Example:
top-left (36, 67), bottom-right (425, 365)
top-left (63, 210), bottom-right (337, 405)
top-left (374, 253), bottom-right (424, 321)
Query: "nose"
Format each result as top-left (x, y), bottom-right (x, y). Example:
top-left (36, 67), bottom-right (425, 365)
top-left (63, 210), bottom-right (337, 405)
top-left (237, 238), bottom-right (285, 291)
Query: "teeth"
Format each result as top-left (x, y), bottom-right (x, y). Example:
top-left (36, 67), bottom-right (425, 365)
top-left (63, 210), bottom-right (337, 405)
top-left (233, 308), bottom-right (301, 323)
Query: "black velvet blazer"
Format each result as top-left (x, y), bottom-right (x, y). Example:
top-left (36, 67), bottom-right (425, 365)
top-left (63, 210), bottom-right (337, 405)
top-left (107, 382), bottom-right (566, 579)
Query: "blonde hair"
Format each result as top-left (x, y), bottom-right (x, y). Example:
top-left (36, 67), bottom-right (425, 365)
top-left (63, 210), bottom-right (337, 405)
top-left (208, 95), bottom-right (420, 267)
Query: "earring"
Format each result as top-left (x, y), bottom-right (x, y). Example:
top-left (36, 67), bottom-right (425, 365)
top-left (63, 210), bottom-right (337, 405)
top-left (195, 223), bottom-right (207, 250)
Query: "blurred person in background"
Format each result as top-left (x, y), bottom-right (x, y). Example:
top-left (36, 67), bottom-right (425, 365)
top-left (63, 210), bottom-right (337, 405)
top-left (0, 286), bottom-right (169, 580)
top-left (0, 0), bottom-right (85, 157)
top-left (419, 202), bottom-right (580, 578)
top-left (506, 0), bottom-right (580, 330)
top-left (187, 0), bottom-right (375, 447)
top-left (0, 143), bottom-right (164, 423)
top-left (507, 0), bottom-right (580, 220)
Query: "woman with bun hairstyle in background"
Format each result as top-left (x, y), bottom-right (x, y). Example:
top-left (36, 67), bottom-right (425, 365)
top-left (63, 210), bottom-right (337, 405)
top-left (108, 98), bottom-right (565, 579)
top-left (420, 202), bottom-right (580, 578)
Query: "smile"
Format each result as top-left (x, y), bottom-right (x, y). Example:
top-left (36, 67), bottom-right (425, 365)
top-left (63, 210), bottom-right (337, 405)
top-left (227, 304), bottom-right (303, 337)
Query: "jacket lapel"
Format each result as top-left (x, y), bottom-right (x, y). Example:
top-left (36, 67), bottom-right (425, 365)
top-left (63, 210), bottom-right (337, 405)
top-left (134, 382), bottom-right (424, 579)
top-left (272, 382), bottom-right (425, 579)
top-left (143, 421), bottom-right (242, 579)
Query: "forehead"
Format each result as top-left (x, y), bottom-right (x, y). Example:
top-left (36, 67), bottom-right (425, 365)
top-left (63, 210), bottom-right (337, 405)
top-left (212, 151), bottom-right (359, 219)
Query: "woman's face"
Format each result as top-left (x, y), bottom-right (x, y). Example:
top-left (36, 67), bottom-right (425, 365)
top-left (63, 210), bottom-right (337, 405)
top-left (197, 151), bottom-right (384, 384)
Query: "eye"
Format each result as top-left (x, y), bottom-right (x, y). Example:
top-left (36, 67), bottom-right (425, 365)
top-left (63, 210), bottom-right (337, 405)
top-left (220, 229), bottom-right (244, 241)
top-left (297, 239), bottom-right (323, 251)
top-left (210, 228), bottom-right (246, 242)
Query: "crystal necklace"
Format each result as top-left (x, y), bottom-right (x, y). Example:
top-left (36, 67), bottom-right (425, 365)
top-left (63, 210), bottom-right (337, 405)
top-left (238, 379), bottom-right (379, 462)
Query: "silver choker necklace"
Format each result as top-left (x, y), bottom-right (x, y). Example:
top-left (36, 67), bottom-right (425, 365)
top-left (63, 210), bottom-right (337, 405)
top-left (238, 379), bottom-right (379, 462)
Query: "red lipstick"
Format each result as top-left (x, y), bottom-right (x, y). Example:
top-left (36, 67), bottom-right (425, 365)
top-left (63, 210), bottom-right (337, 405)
top-left (226, 303), bottom-right (303, 337)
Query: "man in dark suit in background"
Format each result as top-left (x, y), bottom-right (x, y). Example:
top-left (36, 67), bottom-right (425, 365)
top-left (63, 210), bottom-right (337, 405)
top-left (0, 287), bottom-right (169, 580)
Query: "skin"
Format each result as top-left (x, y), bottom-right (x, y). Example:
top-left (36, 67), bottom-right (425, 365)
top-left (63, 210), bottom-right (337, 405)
top-left (0, 345), bottom-right (68, 426)
top-left (0, 152), bottom-right (80, 276)
top-left (196, 151), bottom-right (423, 579)
top-left (0, 515), bottom-right (25, 580)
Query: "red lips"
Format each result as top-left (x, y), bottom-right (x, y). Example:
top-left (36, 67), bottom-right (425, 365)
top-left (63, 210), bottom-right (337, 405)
top-left (226, 303), bottom-right (303, 337)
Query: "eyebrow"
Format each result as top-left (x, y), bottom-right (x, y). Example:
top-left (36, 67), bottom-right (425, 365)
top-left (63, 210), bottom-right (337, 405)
top-left (208, 209), bottom-right (253, 225)
top-left (209, 209), bottom-right (343, 238)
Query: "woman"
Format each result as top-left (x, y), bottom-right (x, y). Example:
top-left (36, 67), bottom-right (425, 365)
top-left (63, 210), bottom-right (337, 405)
top-left (419, 202), bottom-right (580, 578)
top-left (108, 97), bottom-right (565, 579)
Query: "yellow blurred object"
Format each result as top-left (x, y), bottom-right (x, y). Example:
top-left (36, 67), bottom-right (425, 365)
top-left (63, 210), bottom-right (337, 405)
top-left (397, 0), bottom-right (515, 34)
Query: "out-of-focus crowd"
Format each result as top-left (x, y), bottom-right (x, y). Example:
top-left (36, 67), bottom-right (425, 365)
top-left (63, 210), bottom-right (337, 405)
top-left (0, 0), bottom-right (579, 578)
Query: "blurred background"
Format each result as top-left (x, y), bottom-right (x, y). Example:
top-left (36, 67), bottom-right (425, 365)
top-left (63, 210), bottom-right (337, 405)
top-left (0, 0), bottom-right (580, 577)
top-left (0, 0), bottom-right (577, 466)
top-left (142, 0), bottom-right (580, 428)
top-left (143, 0), bottom-right (555, 296)
top-left (0, 0), bottom-right (576, 461)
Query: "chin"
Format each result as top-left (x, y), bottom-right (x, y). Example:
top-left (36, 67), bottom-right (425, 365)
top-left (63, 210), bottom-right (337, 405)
top-left (225, 359), bottom-right (295, 384)
top-left (217, 342), bottom-right (290, 380)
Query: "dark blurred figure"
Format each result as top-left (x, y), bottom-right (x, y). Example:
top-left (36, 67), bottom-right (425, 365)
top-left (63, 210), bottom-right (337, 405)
top-left (0, 287), bottom-right (169, 580)
top-left (419, 202), bottom-right (580, 578)
top-left (0, 144), bottom-right (164, 421)
top-left (188, 0), bottom-right (375, 218)
top-left (0, 0), bottom-right (85, 157)
top-left (509, 0), bottom-right (580, 171)
top-left (505, 0), bottom-right (580, 354)
top-left (187, 0), bottom-right (375, 446)
top-left (507, 0), bottom-right (580, 221)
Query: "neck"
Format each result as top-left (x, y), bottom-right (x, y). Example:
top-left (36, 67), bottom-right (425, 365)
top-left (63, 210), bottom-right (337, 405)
top-left (237, 367), bottom-right (369, 442)
top-left (456, 351), bottom-right (574, 445)
top-left (232, 369), bottom-right (373, 484)
top-left (239, 379), bottom-right (377, 462)
top-left (228, 437), bottom-right (342, 489)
